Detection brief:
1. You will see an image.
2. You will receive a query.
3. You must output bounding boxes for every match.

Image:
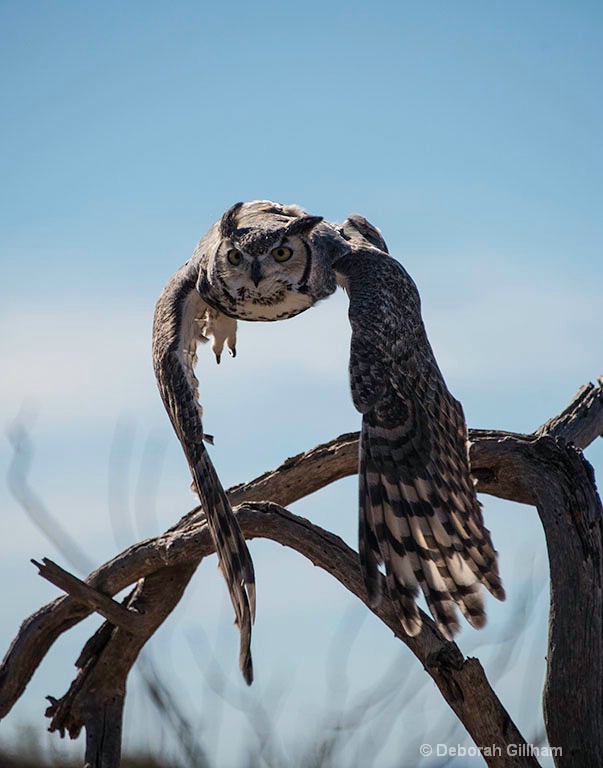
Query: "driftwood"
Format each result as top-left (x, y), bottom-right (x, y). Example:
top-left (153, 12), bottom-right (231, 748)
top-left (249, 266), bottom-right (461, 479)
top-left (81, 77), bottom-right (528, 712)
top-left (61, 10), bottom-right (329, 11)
top-left (1, 381), bottom-right (602, 767)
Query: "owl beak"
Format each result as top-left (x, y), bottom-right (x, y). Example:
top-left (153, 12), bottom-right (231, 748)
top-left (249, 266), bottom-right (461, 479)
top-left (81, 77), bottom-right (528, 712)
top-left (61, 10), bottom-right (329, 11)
top-left (251, 260), bottom-right (262, 287)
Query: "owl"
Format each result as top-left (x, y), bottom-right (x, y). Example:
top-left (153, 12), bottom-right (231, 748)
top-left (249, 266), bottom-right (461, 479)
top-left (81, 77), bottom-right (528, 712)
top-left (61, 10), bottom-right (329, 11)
top-left (152, 201), bottom-right (505, 683)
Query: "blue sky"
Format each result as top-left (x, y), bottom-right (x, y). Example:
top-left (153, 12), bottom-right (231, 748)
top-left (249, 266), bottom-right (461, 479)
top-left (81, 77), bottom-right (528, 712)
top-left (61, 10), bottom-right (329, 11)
top-left (1, 2), bottom-right (601, 765)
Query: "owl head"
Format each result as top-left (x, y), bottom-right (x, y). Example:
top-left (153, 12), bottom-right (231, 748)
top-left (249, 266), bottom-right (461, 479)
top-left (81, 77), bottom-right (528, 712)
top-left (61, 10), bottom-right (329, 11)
top-left (195, 200), bottom-right (345, 321)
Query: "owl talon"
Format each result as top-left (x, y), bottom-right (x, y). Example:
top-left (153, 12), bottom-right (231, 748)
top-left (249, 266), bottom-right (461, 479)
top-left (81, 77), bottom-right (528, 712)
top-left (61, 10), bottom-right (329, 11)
top-left (201, 309), bottom-right (237, 366)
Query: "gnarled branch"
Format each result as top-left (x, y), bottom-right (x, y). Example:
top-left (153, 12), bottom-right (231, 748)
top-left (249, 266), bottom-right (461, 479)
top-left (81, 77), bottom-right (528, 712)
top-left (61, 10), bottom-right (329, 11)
top-left (1, 381), bottom-right (602, 767)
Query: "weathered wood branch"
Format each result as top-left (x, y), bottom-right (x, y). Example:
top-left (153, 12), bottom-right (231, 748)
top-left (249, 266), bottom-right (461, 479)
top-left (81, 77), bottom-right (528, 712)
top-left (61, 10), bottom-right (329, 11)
top-left (33, 505), bottom-right (539, 768)
top-left (536, 380), bottom-right (603, 447)
top-left (471, 430), bottom-right (603, 765)
top-left (31, 558), bottom-right (145, 635)
top-left (45, 565), bottom-right (197, 767)
top-left (1, 381), bottom-right (602, 767)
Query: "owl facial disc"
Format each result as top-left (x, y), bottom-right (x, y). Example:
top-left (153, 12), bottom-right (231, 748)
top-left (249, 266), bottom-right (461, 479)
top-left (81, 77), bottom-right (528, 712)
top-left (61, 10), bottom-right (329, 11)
top-left (200, 201), bottom-right (334, 322)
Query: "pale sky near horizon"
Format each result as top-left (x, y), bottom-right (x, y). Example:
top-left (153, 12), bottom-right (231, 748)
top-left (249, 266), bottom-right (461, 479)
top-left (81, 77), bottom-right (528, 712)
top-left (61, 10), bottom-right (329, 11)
top-left (1, 2), bottom-right (601, 766)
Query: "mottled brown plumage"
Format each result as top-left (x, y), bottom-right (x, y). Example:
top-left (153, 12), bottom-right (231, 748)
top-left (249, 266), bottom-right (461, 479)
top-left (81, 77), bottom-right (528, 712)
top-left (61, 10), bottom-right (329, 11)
top-left (153, 201), bottom-right (504, 682)
top-left (334, 235), bottom-right (504, 638)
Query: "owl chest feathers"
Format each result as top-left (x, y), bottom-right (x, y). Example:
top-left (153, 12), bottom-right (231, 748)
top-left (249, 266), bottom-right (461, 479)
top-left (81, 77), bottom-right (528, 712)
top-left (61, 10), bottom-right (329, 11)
top-left (236, 284), bottom-right (317, 321)
top-left (197, 266), bottom-right (317, 321)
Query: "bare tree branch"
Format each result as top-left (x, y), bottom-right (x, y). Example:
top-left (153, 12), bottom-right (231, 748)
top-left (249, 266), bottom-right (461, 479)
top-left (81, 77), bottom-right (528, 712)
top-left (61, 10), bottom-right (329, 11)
top-left (1, 380), bottom-right (602, 767)
top-left (17, 503), bottom-right (538, 768)
top-left (45, 565), bottom-right (198, 767)
top-left (31, 558), bottom-right (146, 635)
top-left (536, 381), bottom-right (603, 447)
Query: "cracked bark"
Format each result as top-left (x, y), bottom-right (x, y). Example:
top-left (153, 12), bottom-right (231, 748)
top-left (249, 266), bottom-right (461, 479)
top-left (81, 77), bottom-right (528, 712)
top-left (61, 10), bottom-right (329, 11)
top-left (1, 381), bottom-right (602, 767)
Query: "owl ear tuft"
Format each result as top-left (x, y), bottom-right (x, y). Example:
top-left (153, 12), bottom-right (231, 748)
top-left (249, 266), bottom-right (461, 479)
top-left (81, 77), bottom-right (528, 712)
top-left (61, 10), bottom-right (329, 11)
top-left (220, 202), bottom-right (244, 238)
top-left (285, 214), bottom-right (323, 237)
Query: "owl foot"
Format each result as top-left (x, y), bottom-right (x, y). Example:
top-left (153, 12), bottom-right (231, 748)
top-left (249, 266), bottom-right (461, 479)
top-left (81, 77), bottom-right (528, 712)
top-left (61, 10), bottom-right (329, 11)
top-left (200, 309), bottom-right (238, 365)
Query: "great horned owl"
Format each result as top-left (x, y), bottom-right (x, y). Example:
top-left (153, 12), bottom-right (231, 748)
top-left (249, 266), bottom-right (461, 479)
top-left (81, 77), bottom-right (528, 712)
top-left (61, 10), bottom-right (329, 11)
top-left (153, 201), bottom-right (504, 683)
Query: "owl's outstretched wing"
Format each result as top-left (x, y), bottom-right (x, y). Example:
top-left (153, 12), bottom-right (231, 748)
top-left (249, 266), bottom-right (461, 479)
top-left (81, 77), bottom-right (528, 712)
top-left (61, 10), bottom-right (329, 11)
top-left (153, 260), bottom-right (255, 683)
top-left (333, 225), bottom-right (504, 639)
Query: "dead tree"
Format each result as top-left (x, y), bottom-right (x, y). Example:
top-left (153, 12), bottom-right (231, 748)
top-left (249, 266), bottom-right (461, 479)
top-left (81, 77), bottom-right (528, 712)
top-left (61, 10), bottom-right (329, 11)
top-left (1, 380), bottom-right (602, 768)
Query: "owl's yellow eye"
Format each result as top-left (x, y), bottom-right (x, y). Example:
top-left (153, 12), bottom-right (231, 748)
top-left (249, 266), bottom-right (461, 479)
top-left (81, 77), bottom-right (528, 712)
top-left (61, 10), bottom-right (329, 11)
top-left (227, 249), bottom-right (243, 265)
top-left (271, 246), bottom-right (293, 262)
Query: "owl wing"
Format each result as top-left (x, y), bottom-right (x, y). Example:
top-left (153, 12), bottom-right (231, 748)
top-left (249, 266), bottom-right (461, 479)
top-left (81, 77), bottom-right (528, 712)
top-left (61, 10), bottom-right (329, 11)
top-left (333, 229), bottom-right (504, 639)
top-left (153, 261), bottom-right (255, 683)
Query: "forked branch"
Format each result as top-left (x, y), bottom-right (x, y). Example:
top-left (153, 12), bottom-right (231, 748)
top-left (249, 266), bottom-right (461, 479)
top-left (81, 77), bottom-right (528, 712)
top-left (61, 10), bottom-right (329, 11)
top-left (1, 381), bottom-right (602, 767)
